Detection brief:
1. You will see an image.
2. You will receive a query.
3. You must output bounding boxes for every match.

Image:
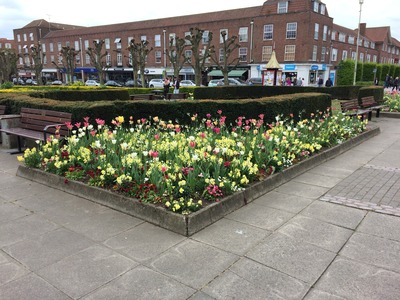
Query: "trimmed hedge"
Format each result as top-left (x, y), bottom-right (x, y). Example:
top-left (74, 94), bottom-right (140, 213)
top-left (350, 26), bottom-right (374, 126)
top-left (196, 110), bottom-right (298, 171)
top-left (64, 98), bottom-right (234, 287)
top-left (0, 92), bottom-right (331, 125)
top-left (28, 89), bottom-right (130, 101)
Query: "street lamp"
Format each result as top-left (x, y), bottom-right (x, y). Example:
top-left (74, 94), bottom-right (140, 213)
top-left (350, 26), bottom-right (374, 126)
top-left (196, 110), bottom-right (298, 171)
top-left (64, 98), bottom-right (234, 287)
top-left (353, 0), bottom-right (364, 86)
top-left (163, 29), bottom-right (166, 69)
top-left (79, 37), bottom-right (84, 82)
top-left (250, 20), bottom-right (254, 64)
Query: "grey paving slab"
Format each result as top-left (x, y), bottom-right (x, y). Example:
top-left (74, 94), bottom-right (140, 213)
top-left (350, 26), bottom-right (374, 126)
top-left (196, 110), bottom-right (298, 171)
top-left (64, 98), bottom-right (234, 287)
top-left (228, 258), bottom-right (310, 299)
top-left (3, 228), bottom-right (94, 271)
top-left (0, 273), bottom-right (71, 300)
top-left (314, 257), bottom-right (400, 300)
top-left (104, 222), bottom-right (185, 263)
top-left (82, 265), bottom-right (195, 300)
top-left (304, 289), bottom-right (347, 300)
top-left (0, 251), bottom-right (29, 287)
top-left (253, 190), bottom-right (313, 214)
top-left (246, 232), bottom-right (336, 284)
top-left (62, 208), bottom-right (142, 242)
top-left (274, 181), bottom-right (330, 199)
top-left (369, 148), bottom-right (400, 168)
top-left (150, 239), bottom-right (238, 289)
top-left (188, 291), bottom-right (216, 300)
top-left (301, 201), bottom-right (367, 229)
top-left (292, 172), bottom-right (343, 188)
top-left (278, 215), bottom-right (353, 252)
top-left (0, 180), bottom-right (48, 201)
top-left (0, 202), bottom-right (31, 224)
top-left (0, 214), bottom-right (59, 248)
top-left (357, 212), bottom-right (400, 241)
top-left (225, 202), bottom-right (294, 231)
top-left (308, 165), bottom-right (354, 180)
top-left (37, 244), bottom-right (137, 299)
top-left (340, 232), bottom-right (400, 273)
top-left (191, 218), bottom-right (270, 255)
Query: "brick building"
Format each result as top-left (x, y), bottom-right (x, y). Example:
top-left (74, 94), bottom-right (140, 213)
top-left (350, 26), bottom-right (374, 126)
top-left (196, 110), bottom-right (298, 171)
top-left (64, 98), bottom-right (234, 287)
top-left (9, 0), bottom-right (400, 85)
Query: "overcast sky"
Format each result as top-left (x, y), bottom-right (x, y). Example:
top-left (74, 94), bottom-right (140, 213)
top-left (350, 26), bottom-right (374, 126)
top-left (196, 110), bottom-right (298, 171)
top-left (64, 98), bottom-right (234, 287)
top-left (1, 0), bottom-right (398, 41)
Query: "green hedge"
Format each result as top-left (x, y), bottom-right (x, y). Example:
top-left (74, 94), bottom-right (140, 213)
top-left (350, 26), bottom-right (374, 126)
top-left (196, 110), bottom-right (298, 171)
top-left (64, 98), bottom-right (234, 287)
top-left (0, 92), bottom-right (331, 125)
top-left (28, 89), bottom-right (130, 101)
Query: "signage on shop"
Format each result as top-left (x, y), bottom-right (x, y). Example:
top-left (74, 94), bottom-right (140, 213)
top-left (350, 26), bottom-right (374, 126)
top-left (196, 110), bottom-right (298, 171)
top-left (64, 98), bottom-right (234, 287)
top-left (284, 64), bottom-right (296, 70)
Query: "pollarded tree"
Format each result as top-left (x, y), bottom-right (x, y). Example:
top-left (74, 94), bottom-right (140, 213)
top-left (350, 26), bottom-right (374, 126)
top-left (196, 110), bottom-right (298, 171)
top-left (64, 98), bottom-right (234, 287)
top-left (52, 46), bottom-right (80, 84)
top-left (127, 39), bottom-right (153, 87)
top-left (86, 40), bottom-right (108, 85)
top-left (185, 27), bottom-right (213, 86)
top-left (167, 35), bottom-right (188, 79)
top-left (209, 30), bottom-right (241, 86)
top-left (29, 42), bottom-right (45, 85)
top-left (0, 49), bottom-right (17, 83)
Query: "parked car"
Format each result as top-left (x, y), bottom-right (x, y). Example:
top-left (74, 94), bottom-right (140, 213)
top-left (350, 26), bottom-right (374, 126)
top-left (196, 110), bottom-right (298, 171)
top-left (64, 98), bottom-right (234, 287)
top-left (246, 77), bottom-right (263, 85)
top-left (12, 78), bottom-right (25, 85)
top-left (51, 80), bottom-right (63, 85)
top-left (125, 79), bottom-right (143, 87)
top-left (208, 79), bottom-right (221, 87)
top-left (85, 80), bottom-right (100, 86)
top-left (25, 79), bottom-right (37, 85)
top-left (148, 78), bottom-right (164, 88)
top-left (216, 78), bottom-right (246, 86)
top-left (179, 80), bottom-right (196, 86)
top-left (104, 80), bottom-right (123, 87)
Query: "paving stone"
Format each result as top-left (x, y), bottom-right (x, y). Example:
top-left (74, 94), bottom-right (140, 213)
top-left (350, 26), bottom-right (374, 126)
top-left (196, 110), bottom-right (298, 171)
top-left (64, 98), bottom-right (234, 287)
top-left (0, 202), bottom-right (31, 224)
top-left (3, 228), bottom-right (94, 271)
top-left (82, 265), bottom-right (195, 300)
top-left (0, 251), bottom-right (29, 287)
top-left (340, 232), bottom-right (400, 273)
top-left (274, 181), bottom-right (330, 199)
top-left (357, 212), bottom-right (400, 241)
top-left (292, 172), bottom-right (343, 188)
top-left (150, 239), bottom-right (238, 289)
top-left (191, 218), bottom-right (270, 255)
top-left (37, 244), bottom-right (137, 299)
top-left (308, 165), bottom-right (354, 180)
top-left (104, 222), bottom-right (185, 263)
top-left (253, 190), bottom-right (313, 214)
top-left (0, 273), bottom-right (70, 300)
top-left (304, 289), bottom-right (348, 300)
top-left (228, 258), bottom-right (310, 299)
top-left (302, 201), bottom-right (366, 229)
top-left (246, 232), bottom-right (336, 284)
top-left (278, 215), bottom-right (353, 252)
top-left (0, 214), bottom-right (59, 248)
top-left (187, 291), bottom-right (216, 300)
top-left (225, 202), bottom-right (294, 231)
top-left (314, 257), bottom-right (400, 300)
top-left (62, 208), bottom-right (142, 242)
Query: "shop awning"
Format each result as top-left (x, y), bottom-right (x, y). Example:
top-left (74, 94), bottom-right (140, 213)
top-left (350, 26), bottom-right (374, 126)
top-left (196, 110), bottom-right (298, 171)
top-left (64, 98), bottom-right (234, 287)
top-left (228, 70), bottom-right (247, 77)
top-left (208, 70), bottom-right (223, 77)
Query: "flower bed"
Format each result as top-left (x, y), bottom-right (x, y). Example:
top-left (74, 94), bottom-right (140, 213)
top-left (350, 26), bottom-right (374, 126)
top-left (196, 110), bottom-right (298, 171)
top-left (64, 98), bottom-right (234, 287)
top-left (17, 110), bottom-right (374, 234)
top-left (384, 90), bottom-right (400, 112)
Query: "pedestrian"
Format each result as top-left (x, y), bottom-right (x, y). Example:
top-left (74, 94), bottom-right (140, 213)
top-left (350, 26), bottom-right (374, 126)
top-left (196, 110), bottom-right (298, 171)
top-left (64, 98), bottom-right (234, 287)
top-left (163, 76), bottom-right (170, 99)
top-left (384, 74), bottom-right (390, 88)
top-left (296, 77), bottom-right (303, 86)
top-left (392, 77), bottom-right (399, 91)
top-left (317, 76), bottom-right (324, 87)
top-left (325, 78), bottom-right (333, 87)
top-left (173, 77), bottom-right (180, 94)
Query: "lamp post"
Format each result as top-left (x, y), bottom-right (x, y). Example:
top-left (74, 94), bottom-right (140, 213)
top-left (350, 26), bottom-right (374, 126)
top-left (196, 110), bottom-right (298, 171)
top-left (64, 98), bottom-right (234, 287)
top-left (79, 37), bottom-right (84, 82)
top-left (163, 29), bottom-right (167, 71)
top-left (250, 20), bottom-right (254, 64)
top-left (353, 0), bottom-right (364, 85)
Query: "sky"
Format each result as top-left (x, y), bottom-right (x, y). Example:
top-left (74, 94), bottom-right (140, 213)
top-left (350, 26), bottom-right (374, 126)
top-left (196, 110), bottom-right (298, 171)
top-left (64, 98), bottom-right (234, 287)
top-left (1, 0), bottom-right (399, 41)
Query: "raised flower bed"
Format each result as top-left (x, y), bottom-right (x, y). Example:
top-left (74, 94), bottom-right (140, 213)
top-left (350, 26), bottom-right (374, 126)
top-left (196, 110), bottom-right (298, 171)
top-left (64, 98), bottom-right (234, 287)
top-left (17, 110), bottom-right (379, 235)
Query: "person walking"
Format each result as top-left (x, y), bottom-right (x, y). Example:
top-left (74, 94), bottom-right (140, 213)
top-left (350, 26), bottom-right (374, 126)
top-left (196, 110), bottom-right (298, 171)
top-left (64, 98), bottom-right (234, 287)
top-left (173, 77), bottom-right (180, 94)
top-left (325, 77), bottom-right (333, 87)
top-left (317, 76), bottom-right (324, 87)
top-left (392, 77), bottom-right (399, 91)
top-left (163, 76), bottom-right (171, 99)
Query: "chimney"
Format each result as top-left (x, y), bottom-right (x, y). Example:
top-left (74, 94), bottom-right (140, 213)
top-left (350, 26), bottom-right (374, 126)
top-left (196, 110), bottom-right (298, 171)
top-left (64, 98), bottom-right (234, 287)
top-left (359, 23), bottom-right (366, 36)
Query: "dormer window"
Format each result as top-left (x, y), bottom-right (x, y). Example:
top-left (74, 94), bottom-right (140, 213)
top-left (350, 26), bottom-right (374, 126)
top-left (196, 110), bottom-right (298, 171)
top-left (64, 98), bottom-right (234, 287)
top-left (277, 1), bottom-right (288, 14)
top-left (313, 1), bottom-right (319, 12)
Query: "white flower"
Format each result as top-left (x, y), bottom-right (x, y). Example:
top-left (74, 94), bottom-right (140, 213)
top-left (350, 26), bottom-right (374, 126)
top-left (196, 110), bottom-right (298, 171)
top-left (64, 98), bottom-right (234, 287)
top-left (112, 139), bottom-right (117, 144)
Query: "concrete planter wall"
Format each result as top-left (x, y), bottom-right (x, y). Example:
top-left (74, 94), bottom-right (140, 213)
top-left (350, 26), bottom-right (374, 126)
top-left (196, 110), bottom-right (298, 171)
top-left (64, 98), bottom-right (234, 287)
top-left (16, 126), bottom-right (380, 236)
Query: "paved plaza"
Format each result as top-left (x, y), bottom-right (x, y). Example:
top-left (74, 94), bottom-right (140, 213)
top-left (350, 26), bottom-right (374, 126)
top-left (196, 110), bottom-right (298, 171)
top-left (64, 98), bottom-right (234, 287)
top-left (0, 117), bottom-right (400, 299)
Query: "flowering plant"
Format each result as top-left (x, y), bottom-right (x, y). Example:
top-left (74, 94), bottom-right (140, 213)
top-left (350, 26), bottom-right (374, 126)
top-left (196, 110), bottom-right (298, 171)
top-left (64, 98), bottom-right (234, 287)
top-left (18, 109), bottom-right (367, 214)
top-left (384, 90), bottom-right (400, 112)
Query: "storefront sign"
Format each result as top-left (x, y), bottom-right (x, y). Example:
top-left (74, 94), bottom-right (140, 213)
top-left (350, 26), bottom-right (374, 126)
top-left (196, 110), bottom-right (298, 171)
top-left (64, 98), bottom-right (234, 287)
top-left (284, 64), bottom-right (296, 70)
top-left (310, 65), bottom-right (319, 71)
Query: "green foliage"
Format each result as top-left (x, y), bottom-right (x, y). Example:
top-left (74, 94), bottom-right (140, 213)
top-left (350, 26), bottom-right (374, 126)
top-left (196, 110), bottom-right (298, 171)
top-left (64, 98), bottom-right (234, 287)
top-left (337, 60), bottom-right (355, 85)
top-left (362, 63), bottom-right (377, 82)
top-left (0, 81), bottom-right (13, 89)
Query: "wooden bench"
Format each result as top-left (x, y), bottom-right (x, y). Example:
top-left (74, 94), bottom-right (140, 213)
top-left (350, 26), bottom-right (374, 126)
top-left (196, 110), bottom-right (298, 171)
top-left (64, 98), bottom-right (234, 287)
top-left (167, 93), bottom-right (187, 100)
top-left (360, 96), bottom-right (386, 118)
top-left (340, 99), bottom-right (372, 121)
top-left (129, 94), bottom-right (154, 100)
top-left (0, 107), bottom-right (72, 153)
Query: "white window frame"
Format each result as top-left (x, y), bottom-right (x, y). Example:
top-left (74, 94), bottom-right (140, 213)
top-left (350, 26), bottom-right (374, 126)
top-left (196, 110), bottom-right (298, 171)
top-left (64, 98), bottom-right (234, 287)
top-left (262, 46), bottom-right (273, 62)
top-left (169, 33), bottom-right (176, 46)
top-left (220, 29), bottom-right (229, 43)
top-left (277, 1), bottom-right (288, 13)
top-left (263, 24), bottom-right (273, 40)
top-left (239, 47), bottom-right (247, 62)
top-left (286, 23), bottom-right (297, 39)
top-left (155, 34), bottom-right (161, 47)
top-left (284, 45), bottom-right (296, 61)
top-left (155, 50), bottom-right (162, 63)
top-left (312, 45), bottom-right (318, 61)
top-left (202, 30), bottom-right (210, 44)
top-left (323, 25), bottom-right (328, 41)
top-left (105, 38), bottom-right (110, 49)
top-left (238, 27), bottom-right (248, 42)
top-left (314, 23), bottom-right (319, 40)
top-left (117, 52), bottom-right (122, 66)
top-left (342, 50), bottom-right (348, 60)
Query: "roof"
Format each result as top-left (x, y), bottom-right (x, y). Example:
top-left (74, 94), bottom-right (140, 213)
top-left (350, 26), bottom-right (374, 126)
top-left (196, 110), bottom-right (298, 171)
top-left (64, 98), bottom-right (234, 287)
top-left (20, 19), bottom-right (85, 32)
top-left (265, 51), bottom-right (282, 69)
top-left (364, 26), bottom-right (392, 44)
